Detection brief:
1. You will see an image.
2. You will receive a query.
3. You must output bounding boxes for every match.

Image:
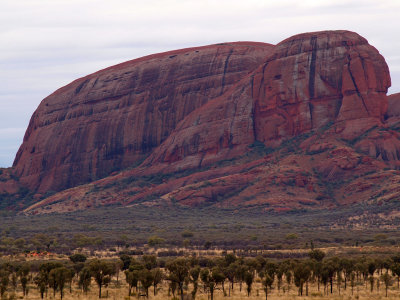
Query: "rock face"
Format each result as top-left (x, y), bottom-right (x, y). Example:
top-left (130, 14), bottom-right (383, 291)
top-left (144, 30), bottom-right (391, 171)
top-left (10, 30), bottom-right (398, 214)
top-left (388, 93), bottom-right (400, 118)
top-left (254, 30), bottom-right (390, 143)
top-left (357, 92), bottom-right (400, 167)
top-left (13, 42), bottom-right (273, 192)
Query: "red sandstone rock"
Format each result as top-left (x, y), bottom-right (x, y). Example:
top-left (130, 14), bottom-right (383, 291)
top-left (13, 42), bottom-right (273, 192)
top-left (253, 30), bottom-right (390, 143)
top-left (0, 169), bottom-right (19, 194)
top-left (10, 30), bottom-right (400, 214)
top-left (146, 30), bottom-right (391, 171)
top-left (354, 129), bottom-right (400, 167)
top-left (387, 93), bottom-right (400, 117)
top-left (141, 75), bottom-right (257, 171)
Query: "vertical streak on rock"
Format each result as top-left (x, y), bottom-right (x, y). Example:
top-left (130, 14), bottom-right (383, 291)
top-left (250, 75), bottom-right (258, 144)
top-left (346, 54), bottom-right (369, 115)
top-left (257, 63), bottom-right (268, 103)
top-left (220, 49), bottom-right (234, 95)
top-left (250, 75), bottom-right (254, 99)
top-left (308, 36), bottom-right (318, 128)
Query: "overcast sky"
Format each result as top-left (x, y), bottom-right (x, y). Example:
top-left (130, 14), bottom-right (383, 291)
top-left (0, 0), bottom-right (399, 167)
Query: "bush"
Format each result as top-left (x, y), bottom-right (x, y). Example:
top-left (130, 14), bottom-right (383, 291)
top-left (285, 233), bottom-right (298, 240)
top-left (69, 253), bottom-right (87, 263)
top-left (148, 236), bottom-right (165, 247)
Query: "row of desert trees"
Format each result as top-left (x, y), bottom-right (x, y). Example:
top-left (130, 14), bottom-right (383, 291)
top-left (121, 251), bottom-right (400, 300)
top-left (0, 254), bottom-right (118, 299)
top-left (1, 251), bottom-right (400, 299)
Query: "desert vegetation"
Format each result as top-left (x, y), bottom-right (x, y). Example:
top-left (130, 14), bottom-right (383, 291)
top-left (1, 205), bottom-right (400, 299)
top-left (1, 249), bottom-right (400, 299)
top-left (1, 204), bottom-right (400, 256)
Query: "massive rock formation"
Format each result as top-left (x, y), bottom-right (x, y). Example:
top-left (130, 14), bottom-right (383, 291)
top-left (13, 42), bottom-right (273, 192)
top-left (8, 30), bottom-right (400, 214)
top-left (144, 30), bottom-right (391, 172)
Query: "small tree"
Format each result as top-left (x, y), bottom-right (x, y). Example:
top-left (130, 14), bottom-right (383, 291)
top-left (235, 263), bottom-right (247, 292)
top-left (244, 270), bottom-right (254, 296)
top-left (34, 272), bottom-right (47, 299)
top-left (263, 274), bottom-right (274, 300)
top-left (211, 268), bottom-right (225, 297)
top-left (308, 249), bottom-right (325, 262)
top-left (200, 267), bottom-right (225, 300)
top-left (139, 269), bottom-right (154, 298)
top-left (48, 268), bottom-right (58, 298)
top-left (321, 261), bottom-right (336, 294)
top-left (285, 269), bottom-right (292, 292)
top-left (391, 262), bottom-right (400, 289)
top-left (120, 254), bottom-right (132, 271)
top-left (225, 254), bottom-right (237, 266)
top-left (89, 259), bottom-right (115, 298)
top-left (340, 258), bottom-right (354, 290)
top-left (166, 258), bottom-right (189, 300)
top-left (0, 269), bottom-right (9, 298)
top-left (17, 263), bottom-right (30, 297)
top-left (381, 273), bottom-right (392, 297)
top-left (224, 263), bottom-right (236, 296)
top-left (189, 266), bottom-right (200, 299)
top-left (275, 264), bottom-right (284, 293)
top-left (50, 267), bottom-right (72, 300)
top-left (152, 268), bottom-right (163, 296)
top-left (142, 255), bottom-right (157, 270)
top-left (113, 260), bottom-right (123, 286)
top-left (125, 269), bottom-right (139, 296)
top-left (79, 267), bottom-right (92, 294)
top-left (294, 263), bottom-right (310, 296)
top-left (350, 272), bottom-right (356, 295)
top-left (69, 253), bottom-right (87, 264)
top-left (367, 260), bottom-right (376, 293)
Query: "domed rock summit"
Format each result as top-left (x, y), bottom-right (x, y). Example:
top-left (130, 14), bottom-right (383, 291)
top-left (1, 30), bottom-right (400, 214)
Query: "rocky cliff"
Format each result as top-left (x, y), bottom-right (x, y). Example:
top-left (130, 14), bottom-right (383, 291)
top-left (13, 42), bottom-right (273, 193)
top-left (254, 30), bottom-right (390, 141)
top-left (142, 30), bottom-right (391, 172)
top-left (4, 30), bottom-right (400, 214)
